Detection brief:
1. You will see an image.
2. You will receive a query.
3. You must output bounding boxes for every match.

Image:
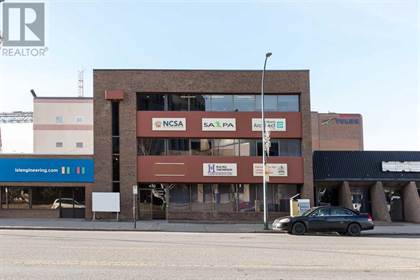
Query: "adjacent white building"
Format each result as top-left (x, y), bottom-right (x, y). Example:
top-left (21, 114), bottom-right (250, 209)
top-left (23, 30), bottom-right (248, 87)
top-left (33, 97), bottom-right (93, 154)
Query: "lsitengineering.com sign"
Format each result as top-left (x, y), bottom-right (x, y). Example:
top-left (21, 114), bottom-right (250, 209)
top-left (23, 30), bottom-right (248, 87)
top-left (1, 2), bottom-right (48, 56)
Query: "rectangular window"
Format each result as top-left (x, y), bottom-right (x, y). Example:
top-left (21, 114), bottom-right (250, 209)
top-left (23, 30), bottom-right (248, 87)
top-left (233, 95), bottom-right (256, 112)
top-left (31, 188), bottom-right (60, 209)
top-left (278, 95), bottom-right (299, 112)
top-left (168, 94), bottom-right (189, 111)
top-left (256, 95), bottom-right (278, 112)
top-left (55, 116), bottom-right (64, 123)
top-left (76, 142), bottom-right (84, 148)
top-left (209, 95), bottom-right (233, 112)
top-left (213, 139), bottom-right (239, 156)
top-left (111, 102), bottom-right (119, 136)
top-left (137, 139), bottom-right (165, 155)
top-left (112, 137), bottom-right (120, 154)
top-left (189, 95), bottom-right (206, 111)
top-left (279, 139), bottom-right (301, 156)
top-left (137, 94), bottom-right (166, 111)
top-left (238, 139), bottom-right (257, 156)
top-left (56, 142), bottom-right (63, 148)
top-left (168, 139), bottom-right (189, 155)
top-left (191, 139), bottom-right (212, 156)
top-left (269, 140), bottom-right (279, 156)
top-left (112, 155), bottom-right (120, 181)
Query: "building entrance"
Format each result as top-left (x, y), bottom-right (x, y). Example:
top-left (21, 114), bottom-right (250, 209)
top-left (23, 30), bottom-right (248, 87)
top-left (138, 187), bottom-right (166, 220)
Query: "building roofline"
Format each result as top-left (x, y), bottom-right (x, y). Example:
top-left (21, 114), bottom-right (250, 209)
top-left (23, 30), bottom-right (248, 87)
top-left (93, 68), bottom-right (310, 72)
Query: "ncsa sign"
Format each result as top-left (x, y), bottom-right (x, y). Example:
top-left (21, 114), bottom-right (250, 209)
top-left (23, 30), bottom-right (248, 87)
top-left (152, 118), bottom-right (186, 131)
top-left (202, 118), bottom-right (236, 131)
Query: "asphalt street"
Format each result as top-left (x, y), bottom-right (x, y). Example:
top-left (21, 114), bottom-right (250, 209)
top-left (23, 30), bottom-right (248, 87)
top-left (0, 230), bottom-right (419, 280)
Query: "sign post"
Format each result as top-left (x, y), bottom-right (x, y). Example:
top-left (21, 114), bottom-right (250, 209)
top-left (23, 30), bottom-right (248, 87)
top-left (132, 185), bottom-right (138, 229)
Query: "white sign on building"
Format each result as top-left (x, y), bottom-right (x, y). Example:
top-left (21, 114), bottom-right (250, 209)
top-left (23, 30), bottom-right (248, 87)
top-left (152, 118), bottom-right (186, 131)
top-left (382, 161), bottom-right (420, 172)
top-left (252, 118), bottom-right (286, 131)
top-left (202, 118), bottom-right (236, 131)
top-left (253, 163), bottom-right (288, 177)
top-left (203, 163), bottom-right (237, 176)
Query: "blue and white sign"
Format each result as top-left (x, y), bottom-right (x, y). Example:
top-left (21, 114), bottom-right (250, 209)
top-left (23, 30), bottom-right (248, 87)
top-left (0, 158), bottom-right (94, 183)
top-left (203, 163), bottom-right (237, 176)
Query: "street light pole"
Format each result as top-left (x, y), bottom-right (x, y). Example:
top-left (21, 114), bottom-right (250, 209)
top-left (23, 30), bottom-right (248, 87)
top-left (261, 52), bottom-right (272, 230)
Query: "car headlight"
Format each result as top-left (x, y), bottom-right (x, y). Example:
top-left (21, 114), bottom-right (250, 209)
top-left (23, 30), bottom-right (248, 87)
top-left (279, 218), bottom-right (290, 223)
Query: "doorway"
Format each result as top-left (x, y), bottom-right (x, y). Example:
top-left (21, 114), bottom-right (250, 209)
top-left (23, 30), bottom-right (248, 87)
top-left (138, 187), bottom-right (166, 220)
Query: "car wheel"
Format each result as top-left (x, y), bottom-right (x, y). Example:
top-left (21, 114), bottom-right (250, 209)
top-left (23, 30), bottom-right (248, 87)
top-left (291, 222), bottom-right (306, 235)
top-left (347, 223), bottom-right (361, 236)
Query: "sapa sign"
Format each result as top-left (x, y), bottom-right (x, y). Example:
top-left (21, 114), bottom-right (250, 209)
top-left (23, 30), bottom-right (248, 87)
top-left (202, 118), bottom-right (236, 131)
top-left (152, 118), bottom-right (186, 131)
top-left (252, 118), bottom-right (286, 131)
top-left (253, 163), bottom-right (288, 177)
top-left (203, 163), bottom-right (237, 176)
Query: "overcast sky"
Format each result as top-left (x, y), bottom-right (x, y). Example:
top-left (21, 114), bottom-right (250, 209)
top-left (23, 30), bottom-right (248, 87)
top-left (0, 0), bottom-right (419, 152)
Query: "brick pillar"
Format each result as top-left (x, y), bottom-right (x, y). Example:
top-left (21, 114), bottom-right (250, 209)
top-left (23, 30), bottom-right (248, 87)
top-left (338, 181), bottom-right (353, 209)
top-left (402, 181), bottom-right (420, 223)
top-left (370, 181), bottom-right (391, 222)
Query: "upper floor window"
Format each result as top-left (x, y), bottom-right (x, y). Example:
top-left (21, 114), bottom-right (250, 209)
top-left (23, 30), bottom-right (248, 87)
top-left (55, 116), bottom-right (64, 123)
top-left (137, 93), bottom-right (300, 112)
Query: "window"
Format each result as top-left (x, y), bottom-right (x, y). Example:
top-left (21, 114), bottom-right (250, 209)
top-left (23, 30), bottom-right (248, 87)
top-left (279, 139), bottom-right (301, 156)
top-left (256, 95), bottom-right (277, 112)
top-left (112, 155), bottom-right (120, 181)
top-left (137, 94), bottom-right (165, 111)
top-left (278, 95), bottom-right (299, 112)
top-left (168, 139), bottom-right (189, 155)
top-left (56, 142), bottom-right (63, 148)
top-left (168, 95), bottom-right (189, 111)
top-left (137, 139), bottom-right (165, 155)
top-left (111, 102), bottom-right (119, 136)
top-left (189, 95), bottom-right (206, 111)
top-left (238, 139), bottom-right (257, 156)
top-left (31, 188), bottom-right (60, 209)
top-left (213, 139), bottom-right (239, 156)
top-left (191, 139), bottom-right (212, 156)
top-left (55, 116), bottom-right (64, 123)
top-left (76, 142), bottom-right (83, 148)
top-left (209, 95), bottom-right (233, 111)
top-left (75, 116), bottom-right (84, 123)
top-left (233, 95), bottom-right (256, 112)
top-left (311, 208), bottom-right (330, 217)
top-left (331, 208), bottom-right (355, 216)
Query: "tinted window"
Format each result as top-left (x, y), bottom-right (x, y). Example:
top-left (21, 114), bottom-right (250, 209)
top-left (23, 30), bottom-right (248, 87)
top-left (191, 139), bottom-right (212, 156)
top-left (278, 95), bottom-right (299, 112)
top-left (256, 95), bottom-right (277, 112)
top-left (210, 95), bottom-right (233, 111)
top-left (168, 139), bottom-right (189, 155)
top-left (239, 139), bottom-right (257, 156)
top-left (189, 95), bottom-right (206, 111)
top-left (213, 139), bottom-right (239, 156)
top-left (137, 139), bottom-right (165, 155)
top-left (168, 95), bottom-right (188, 111)
top-left (312, 208), bottom-right (330, 216)
top-left (233, 95), bottom-right (256, 112)
top-left (137, 94), bottom-right (165, 111)
top-left (331, 208), bottom-right (355, 216)
top-left (279, 139), bottom-right (301, 156)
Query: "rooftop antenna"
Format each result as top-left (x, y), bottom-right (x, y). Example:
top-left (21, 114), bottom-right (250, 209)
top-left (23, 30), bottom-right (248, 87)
top-left (78, 70), bottom-right (84, 97)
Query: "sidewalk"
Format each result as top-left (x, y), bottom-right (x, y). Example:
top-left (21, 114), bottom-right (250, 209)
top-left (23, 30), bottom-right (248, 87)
top-left (0, 218), bottom-right (419, 235)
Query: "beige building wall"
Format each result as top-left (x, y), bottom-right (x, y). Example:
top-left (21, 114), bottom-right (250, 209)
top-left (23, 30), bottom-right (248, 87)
top-left (311, 112), bottom-right (363, 151)
top-left (33, 97), bottom-right (93, 154)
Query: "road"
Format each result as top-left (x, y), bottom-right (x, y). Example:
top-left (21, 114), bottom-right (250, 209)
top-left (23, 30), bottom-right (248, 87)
top-left (0, 230), bottom-right (419, 280)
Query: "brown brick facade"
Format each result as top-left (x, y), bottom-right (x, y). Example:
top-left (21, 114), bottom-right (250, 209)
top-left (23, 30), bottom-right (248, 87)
top-left (93, 70), bottom-right (314, 221)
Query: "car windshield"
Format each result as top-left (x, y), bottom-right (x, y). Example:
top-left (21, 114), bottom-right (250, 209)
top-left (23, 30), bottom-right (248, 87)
top-left (301, 207), bottom-right (317, 216)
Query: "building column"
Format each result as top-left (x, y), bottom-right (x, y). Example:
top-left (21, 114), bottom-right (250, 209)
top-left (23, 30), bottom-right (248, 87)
top-left (370, 181), bottom-right (391, 222)
top-left (402, 181), bottom-right (420, 223)
top-left (338, 181), bottom-right (353, 209)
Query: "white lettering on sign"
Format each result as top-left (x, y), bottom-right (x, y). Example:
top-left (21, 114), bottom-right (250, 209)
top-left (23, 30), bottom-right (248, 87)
top-left (382, 161), bottom-right (420, 172)
top-left (203, 163), bottom-right (237, 176)
top-left (202, 118), bottom-right (236, 131)
top-left (152, 118), bottom-right (186, 131)
top-left (252, 118), bottom-right (286, 131)
top-left (253, 163), bottom-right (288, 177)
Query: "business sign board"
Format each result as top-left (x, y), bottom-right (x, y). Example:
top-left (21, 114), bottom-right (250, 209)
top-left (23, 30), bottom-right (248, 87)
top-left (252, 118), bottom-right (286, 131)
top-left (152, 118), bottom-right (186, 131)
top-left (92, 192), bottom-right (120, 213)
top-left (0, 158), bottom-right (94, 183)
top-left (297, 199), bottom-right (311, 215)
top-left (203, 163), bottom-right (237, 176)
top-left (382, 161), bottom-right (420, 172)
top-left (202, 118), bottom-right (236, 131)
top-left (253, 163), bottom-right (288, 177)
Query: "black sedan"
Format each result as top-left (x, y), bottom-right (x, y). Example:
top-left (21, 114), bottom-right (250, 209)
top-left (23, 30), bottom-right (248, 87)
top-left (272, 206), bottom-right (374, 236)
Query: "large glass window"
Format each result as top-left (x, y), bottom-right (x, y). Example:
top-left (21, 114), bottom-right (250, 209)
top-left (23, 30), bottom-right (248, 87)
top-left (233, 95), bottom-right (256, 112)
top-left (213, 139), bottom-right (239, 156)
top-left (256, 95), bottom-right (277, 112)
top-left (137, 94), bottom-right (166, 111)
top-left (209, 95), bottom-right (233, 111)
top-left (191, 139), bottom-right (212, 156)
top-left (168, 95), bottom-right (189, 111)
top-left (138, 138), bottom-right (165, 155)
top-left (189, 95), bottom-right (206, 111)
top-left (278, 95), bottom-right (299, 112)
top-left (279, 139), bottom-right (301, 156)
top-left (238, 139), bottom-right (257, 156)
top-left (168, 139), bottom-right (189, 155)
top-left (31, 188), bottom-right (60, 209)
